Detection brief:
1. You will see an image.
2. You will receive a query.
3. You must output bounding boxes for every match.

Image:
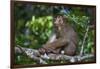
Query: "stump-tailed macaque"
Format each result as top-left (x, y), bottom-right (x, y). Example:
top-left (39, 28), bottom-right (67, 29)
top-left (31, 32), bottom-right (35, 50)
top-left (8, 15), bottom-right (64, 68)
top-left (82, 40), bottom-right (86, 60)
top-left (39, 15), bottom-right (78, 56)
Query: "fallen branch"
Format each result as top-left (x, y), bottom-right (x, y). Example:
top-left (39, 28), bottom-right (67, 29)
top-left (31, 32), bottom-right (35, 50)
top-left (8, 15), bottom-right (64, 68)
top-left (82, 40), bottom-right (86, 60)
top-left (15, 46), bottom-right (47, 64)
top-left (15, 46), bottom-right (94, 64)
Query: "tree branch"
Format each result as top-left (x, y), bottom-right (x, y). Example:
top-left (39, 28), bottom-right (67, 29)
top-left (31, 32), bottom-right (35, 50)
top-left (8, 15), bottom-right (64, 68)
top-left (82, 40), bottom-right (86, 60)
top-left (15, 46), bottom-right (94, 64)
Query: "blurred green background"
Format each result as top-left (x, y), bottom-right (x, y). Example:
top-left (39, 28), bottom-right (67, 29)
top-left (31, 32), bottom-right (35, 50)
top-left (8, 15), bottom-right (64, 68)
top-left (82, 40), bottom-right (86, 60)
top-left (14, 3), bottom-right (95, 64)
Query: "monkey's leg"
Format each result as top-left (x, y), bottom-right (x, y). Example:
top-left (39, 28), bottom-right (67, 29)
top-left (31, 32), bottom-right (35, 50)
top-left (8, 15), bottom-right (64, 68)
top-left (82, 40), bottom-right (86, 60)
top-left (43, 37), bottom-right (68, 50)
top-left (64, 42), bottom-right (76, 56)
top-left (39, 37), bottom-right (68, 54)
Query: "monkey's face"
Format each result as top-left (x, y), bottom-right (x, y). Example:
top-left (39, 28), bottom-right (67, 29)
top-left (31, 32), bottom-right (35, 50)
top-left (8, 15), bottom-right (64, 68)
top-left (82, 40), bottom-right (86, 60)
top-left (54, 15), bottom-right (64, 27)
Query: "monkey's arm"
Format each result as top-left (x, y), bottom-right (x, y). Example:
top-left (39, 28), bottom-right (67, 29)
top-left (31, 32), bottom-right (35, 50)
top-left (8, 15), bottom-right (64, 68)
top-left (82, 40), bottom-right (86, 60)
top-left (46, 32), bottom-right (57, 44)
top-left (38, 32), bottom-right (57, 54)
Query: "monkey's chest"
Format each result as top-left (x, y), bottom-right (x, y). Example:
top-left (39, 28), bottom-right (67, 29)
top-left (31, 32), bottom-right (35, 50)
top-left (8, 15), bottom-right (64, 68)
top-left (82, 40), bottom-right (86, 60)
top-left (56, 27), bottom-right (66, 37)
top-left (56, 26), bottom-right (73, 39)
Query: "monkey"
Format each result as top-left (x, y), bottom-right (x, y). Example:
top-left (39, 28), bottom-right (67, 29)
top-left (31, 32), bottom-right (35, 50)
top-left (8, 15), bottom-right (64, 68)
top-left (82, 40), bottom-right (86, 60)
top-left (38, 15), bottom-right (78, 56)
